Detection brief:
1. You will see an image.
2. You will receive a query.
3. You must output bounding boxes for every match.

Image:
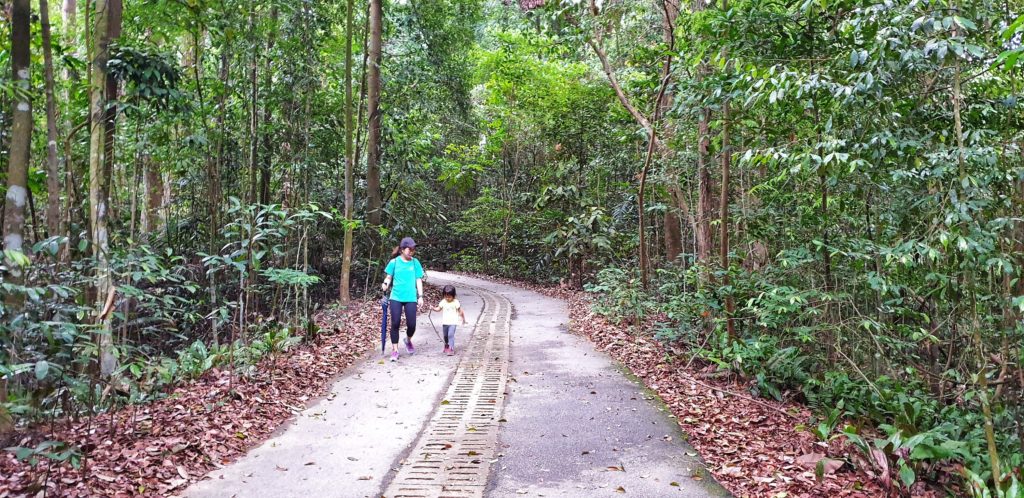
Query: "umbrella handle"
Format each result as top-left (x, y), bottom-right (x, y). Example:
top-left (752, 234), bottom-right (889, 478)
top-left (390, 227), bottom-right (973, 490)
top-left (426, 310), bottom-right (443, 343)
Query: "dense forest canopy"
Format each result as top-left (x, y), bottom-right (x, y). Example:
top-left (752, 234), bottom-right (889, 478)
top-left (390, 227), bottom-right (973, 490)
top-left (0, 0), bottom-right (1022, 495)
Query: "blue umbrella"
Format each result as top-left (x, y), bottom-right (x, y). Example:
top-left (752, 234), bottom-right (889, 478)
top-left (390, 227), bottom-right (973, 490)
top-left (380, 295), bottom-right (389, 354)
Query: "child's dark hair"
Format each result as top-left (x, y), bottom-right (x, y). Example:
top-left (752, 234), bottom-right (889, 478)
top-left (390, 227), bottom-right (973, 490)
top-left (443, 285), bottom-right (456, 297)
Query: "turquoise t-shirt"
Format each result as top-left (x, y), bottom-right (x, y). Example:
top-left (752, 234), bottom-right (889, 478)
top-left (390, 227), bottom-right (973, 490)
top-left (385, 257), bottom-right (424, 302)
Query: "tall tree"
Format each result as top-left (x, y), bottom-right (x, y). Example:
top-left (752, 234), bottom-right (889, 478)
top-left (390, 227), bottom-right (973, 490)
top-left (3, 0), bottom-right (33, 288)
top-left (692, 0), bottom-right (714, 270)
top-left (258, 8), bottom-right (278, 206)
top-left (660, 0), bottom-right (682, 263)
top-left (365, 0), bottom-right (383, 228)
top-left (718, 0), bottom-right (734, 337)
top-left (40, 0), bottom-right (63, 239)
top-left (2, 0), bottom-right (32, 434)
top-left (88, 0), bottom-right (122, 377)
top-left (339, 0), bottom-right (356, 305)
top-left (61, 0), bottom-right (78, 254)
top-left (582, 0), bottom-right (677, 288)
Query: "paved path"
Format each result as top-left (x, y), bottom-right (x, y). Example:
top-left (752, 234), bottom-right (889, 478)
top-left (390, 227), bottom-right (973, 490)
top-left (186, 272), bottom-right (727, 498)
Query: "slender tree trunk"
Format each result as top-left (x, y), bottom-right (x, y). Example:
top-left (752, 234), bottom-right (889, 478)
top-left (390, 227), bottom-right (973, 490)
top-left (62, 0), bottom-right (76, 38)
top-left (258, 8), bottom-right (277, 206)
top-left (206, 38), bottom-right (230, 346)
top-left (40, 0), bottom-right (63, 239)
top-left (720, 100), bottom-right (735, 337)
top-left (659, 0), bottom-right (682, 261)
top-left (638, 131), bottom-right (656, 289)
top-left (366, 0), bottom-right (383, 227)
top-left (247, 10), bottom-right (259, 205)
top-left (664, 208), bottom-right (682, 261)
top-left (353, 6), bottom-right (370, 173)
top-left (61, 0), bottom-right (78, 259)
top-left (586, 0), bottom-right (673, 288)
top-left (696, 106), bottom-right (714, 267)
top-left (340, 0), bottom-right (355, 305)
top-left (637, 0), bottom-right (675, 289)
top-left (0, 375), bottom-right (9, 434)
top-left (89, 0), bottom-right (122, 377)
top-left (141, 154), bottom-right (163, 238)
top-left (0, 0), bottom-right (12, 343)
top-left (3, 0), bottom-right (32, 297)
top-left (950, 15), bottom-right (1001, 481)
top-left (692, 0), bottom-right (715, 272)
top-left (102, 0), bottom-right (121, 206)
top-left (719, 0), bottom-right (735, 338)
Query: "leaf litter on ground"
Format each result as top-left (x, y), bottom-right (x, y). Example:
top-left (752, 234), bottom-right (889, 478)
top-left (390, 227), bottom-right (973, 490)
top-left (0, 298), bottom-right (380, 497)
top-left (450, 272), bottom-right (894, 498)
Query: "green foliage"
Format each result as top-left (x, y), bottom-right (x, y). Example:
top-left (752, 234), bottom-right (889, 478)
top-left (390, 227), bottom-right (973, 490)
top-left (697, 334), bottom-right (810, 402)
top-left (177, 340), bottom-right (219, 380)
top-left (543, 206), bottom-right (616, 263)
top-left (586, 267), bottom-right (652, 327)
top-left (252, 327), bottom-right (302, 356)
top-left (3, 0), bottom-right (1021, 495)
top-left (842, 421), bottom-right (971, 494)
top-left (107, 43), bottom-right (186, 113)
top-left (4, 440), bottom-right (82, 469)
top-left (260, 268), bottom-right (321, 288)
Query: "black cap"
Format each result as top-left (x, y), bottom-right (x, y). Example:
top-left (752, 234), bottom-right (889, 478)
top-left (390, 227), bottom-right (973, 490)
top-left (400, 237), bottom-right (417, 249)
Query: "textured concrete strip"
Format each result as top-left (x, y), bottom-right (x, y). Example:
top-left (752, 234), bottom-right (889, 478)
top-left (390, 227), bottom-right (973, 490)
top-left (425, 273), bottom-right (730, 498)
top-left (383, 284), bottom-right (511, 498)
top-left (185, 290), bottom-right (484, 498)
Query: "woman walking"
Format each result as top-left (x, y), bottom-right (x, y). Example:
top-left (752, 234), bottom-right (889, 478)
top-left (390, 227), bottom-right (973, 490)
top-left (381, 237), bottom-right (425, 361)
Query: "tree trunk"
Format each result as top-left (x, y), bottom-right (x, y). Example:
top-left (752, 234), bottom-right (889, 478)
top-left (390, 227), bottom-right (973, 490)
top-left (586, 0), bottom-right (673, 288)
top-left (365, 0), bottom-right (383, 227)
top-left (247, 10), bottom-right (259, 205)
top-left (89, 0), bottom-right (122, 377)
top-left (340, 0), bottom-right (355, 305)
top-left (40, 0), bottom-right (63, 239)
top-left (62, 0), bottom-right (75, 33)
top-left (660, 0), bottom-right (682, 262)
top-left (205, 45), bottom-right (230, 345)
top-left (719, 0), bottom-right (735, 338)
top-left (3, 0), bottom-right (32, 296)
top-left (141, 154), bottom-right (163, 238)
top-left (0, 376), bottom-right (10, 434)
top-left (664, 208), bottom-right (682, 261)
top-left (696, 106), bottom-right (714, 267)
top-left (692, 0), bottom-right (714, 270)
top-left (61, 0), bottom-right (78, 260)
top-left (258, 8), bottom-right (277, 206)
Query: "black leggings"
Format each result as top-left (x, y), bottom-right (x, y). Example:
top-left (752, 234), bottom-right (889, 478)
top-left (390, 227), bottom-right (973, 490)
top-left (389, 300), bottom-right (416, 344)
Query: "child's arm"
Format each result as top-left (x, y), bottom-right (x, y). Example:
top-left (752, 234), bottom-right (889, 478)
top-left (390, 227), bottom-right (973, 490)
top-left (431, 301), bottom-right (442, 312)
top-left (459, 307), bottom-right (467, 325)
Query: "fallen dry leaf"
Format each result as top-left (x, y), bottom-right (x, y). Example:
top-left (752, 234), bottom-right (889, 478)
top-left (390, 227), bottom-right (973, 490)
top-left (0, 298), bottom-right (384, 497)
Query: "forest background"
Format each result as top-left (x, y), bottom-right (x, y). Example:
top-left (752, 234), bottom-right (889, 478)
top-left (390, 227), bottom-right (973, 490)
top-left (0, 0), bottom-right (1022, 496)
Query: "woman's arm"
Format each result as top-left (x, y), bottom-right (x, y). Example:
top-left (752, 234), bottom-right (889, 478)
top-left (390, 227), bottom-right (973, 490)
top-left (381, 274), bottom-right (392, 291)
top-left (416, 279), bottom-right (424, 306)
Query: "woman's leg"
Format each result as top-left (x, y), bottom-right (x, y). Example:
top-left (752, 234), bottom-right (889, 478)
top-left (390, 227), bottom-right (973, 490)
top-left (389, 300), bottom-right (402, 345)
top-left (403, 301), bottom-right (417, 338)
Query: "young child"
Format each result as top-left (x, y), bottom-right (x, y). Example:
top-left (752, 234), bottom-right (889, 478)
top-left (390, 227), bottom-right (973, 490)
top-left (432, 285), bottom-right (466, 356)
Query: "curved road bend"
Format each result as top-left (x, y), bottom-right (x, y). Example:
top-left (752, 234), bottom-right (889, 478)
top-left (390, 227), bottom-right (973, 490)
top-left (185, 271), bottom-right (728, 498)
